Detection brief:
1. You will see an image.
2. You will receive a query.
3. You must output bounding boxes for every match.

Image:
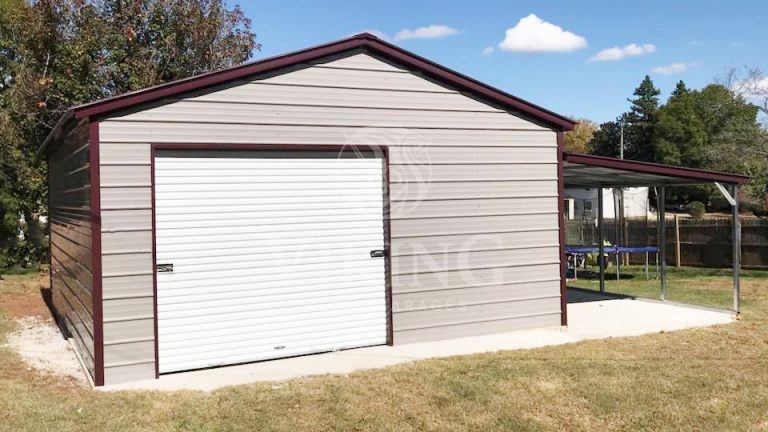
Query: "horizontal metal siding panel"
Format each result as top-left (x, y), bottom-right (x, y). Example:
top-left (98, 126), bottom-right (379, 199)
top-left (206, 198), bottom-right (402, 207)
top-left (100, 165), bottom-right (152, 186)
top-left (102, 297), bottom-right (154, 319)
top-left (393, 297), bottom-right (560, 330)
top-left (392, 230), bottom-right (560, 256)
top-left (104, 341), bottom-right (155, 365)
top-left (392, 247), bottom-right (560, 276)
top-left (391, 214), bottom-right (559, 238)
top-left (102, 209), bottom-right (152, 231)
top-left (104, 362), bottom-right (155, 384)
top-left (99, 142), bottom-right (150, 164)
top-left (103, 318), bottom-right (154, 341)
top-left (394, 313), bottom-right (561, 344)
top-left (48, 120), bottom-right (95, 380)
top-left (102, 230), bottom-right (153, 254)
top-left (391, 197), bottom-right (558, 220)
top-left (391, 180), bottom-right (557, 201)
top-left (260, 65), bottom-right (458, 93)
top-left (189, 82), bottom-right (504, 111)
top-left (390, 163), bottom-right (557, 183)
top-left (394, 280), bottom-right (560, 305)
top-left (313, 53), bottom-right (407, 72)
top-left (389, 146), bottom-right (556, 164)
top-left (99, 122), bottom-right (555, 146)
top-left (114, 101), bottom-right (542, 131)
top-left (100, 186), bottom-right (151, 210)
top-left (103, 274), bottom-right (154, 299)
top-left (392, 263), bottom-right (561, 291)
top-left (102, 252), bottom-right (152, 277)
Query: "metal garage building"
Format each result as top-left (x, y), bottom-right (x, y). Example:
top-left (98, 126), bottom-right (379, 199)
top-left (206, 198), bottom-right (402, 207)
top-left (39, 33), bottom-right (746, 387)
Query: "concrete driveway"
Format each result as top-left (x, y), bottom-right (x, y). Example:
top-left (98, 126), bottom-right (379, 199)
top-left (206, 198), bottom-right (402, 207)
top-left (102, 290), bottom-right (734, 392)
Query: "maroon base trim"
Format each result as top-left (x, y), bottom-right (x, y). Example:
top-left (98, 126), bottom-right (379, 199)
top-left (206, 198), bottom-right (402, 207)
top-left (89, 121), bottom-right (105, 386)
top-left (557, 133), bottom-right (568, 327)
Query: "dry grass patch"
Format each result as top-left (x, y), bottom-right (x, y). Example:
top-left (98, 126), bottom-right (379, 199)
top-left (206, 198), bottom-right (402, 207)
top-left (1, 268), bottom-right (768, 431)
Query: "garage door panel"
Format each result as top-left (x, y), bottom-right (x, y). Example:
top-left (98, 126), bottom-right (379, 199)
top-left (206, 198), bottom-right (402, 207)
top-left (155, 228), bottom-right (383, 246)
top-left (159, 305), bottom-right (385, 336)
top-left (155, 221), bottom-right (384, 238)
top-left (155, 152), bottom-right (388, 374)
top-left (158, 275), bottom-right (384, 301)
top-left (160, 324), bottom-right (387, 358)
top-left (163, 335), bottom-right (387, 373)
top-left (155, 265), bottom-right (384, 288)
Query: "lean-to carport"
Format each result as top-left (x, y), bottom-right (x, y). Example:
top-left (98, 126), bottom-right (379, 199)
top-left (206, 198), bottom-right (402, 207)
top-left (562, 152), bottom-right (750, 313)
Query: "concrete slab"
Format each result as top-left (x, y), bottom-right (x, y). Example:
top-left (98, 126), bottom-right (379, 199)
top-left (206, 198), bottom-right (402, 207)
top-left (101, 297), bottom-right (734, 392)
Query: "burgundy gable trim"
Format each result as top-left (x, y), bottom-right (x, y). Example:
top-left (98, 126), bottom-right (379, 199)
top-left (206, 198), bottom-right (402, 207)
top-left (564, 152), bottom-right (749, 185)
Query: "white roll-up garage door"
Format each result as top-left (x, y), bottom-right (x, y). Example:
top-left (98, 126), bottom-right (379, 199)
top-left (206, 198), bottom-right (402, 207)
top-left (154, 150), bottom-right (388, 374)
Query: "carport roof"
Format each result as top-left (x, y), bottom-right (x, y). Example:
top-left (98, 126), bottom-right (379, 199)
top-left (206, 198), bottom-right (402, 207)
top-left (563, 152), bottom-right (749, 187)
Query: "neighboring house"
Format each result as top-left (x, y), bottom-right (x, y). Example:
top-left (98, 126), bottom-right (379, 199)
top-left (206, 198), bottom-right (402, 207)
top-left (564, 187), bottom-right (652, 220)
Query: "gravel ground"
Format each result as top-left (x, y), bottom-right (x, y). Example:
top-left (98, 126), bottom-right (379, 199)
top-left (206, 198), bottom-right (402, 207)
top-left (6, 316), bottom-right (88, 385)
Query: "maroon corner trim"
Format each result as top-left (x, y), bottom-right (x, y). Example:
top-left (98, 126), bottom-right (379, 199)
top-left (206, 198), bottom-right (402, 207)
top-left (89, 120), bottom-right (105, 386)
top-left (564, 152), bottom-right (750, 185)
top-left (382, 146), bottom-right (394, 346)
top-left (557, 133), bottom-right (567, 327)
top-left (148, 143), bottom-right (395, 369)
top-left (150, 146), bottom-right (160, 378)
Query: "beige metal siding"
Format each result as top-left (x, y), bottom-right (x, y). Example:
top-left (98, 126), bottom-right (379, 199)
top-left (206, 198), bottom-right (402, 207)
top-left (48, 120), bottom-right (95, 379)
top-left (98, 53), bottom-right (561, 383)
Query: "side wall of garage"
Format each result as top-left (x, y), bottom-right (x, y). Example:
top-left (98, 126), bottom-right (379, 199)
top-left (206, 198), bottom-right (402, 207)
top-left (97, 52), bottom-right (561, 384)
top-left (48, 119), bottom-right (96, 380)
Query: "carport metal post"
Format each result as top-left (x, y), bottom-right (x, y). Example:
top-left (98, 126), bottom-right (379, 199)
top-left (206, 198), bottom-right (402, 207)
top-left (658, 186), bottom-right (667, 301)
top-left (598, 187), bottom-right (605, 292)
top-left (732, 184), bottom-right (741, 313)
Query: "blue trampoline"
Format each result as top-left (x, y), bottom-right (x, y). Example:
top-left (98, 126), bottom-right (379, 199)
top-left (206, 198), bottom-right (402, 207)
top-left (565, 245), bottom-right (659, 280)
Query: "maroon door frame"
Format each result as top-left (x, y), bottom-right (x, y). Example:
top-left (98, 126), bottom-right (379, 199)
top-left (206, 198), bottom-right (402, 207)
top-left (149, 143), bottom-right (395, 378)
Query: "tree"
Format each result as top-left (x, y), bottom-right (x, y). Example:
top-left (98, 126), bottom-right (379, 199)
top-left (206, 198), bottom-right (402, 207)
top-left (563, 118), bottom-right (597, 153)
top-left (622, 75), bottom-right (660, 162)
top-left (0, 0), bottom-right (259, 268)
top-left (589, 76), bottom-right (661, 161)
top-left (590, 121), bottom-right (621, 157)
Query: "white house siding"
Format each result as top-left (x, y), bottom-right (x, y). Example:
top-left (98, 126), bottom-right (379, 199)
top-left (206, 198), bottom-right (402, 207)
top-left (97, 53), bottom-right (561, 383)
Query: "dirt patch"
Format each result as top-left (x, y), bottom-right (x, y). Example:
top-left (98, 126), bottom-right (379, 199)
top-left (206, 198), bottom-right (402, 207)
top-left (6, 316), bottom-right (88, 386)
top-left (0, 292), bottom-right (51, 318)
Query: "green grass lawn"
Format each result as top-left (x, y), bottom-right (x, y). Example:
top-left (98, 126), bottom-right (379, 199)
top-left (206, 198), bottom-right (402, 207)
top-left (1, 269), bottom-right (768, 431)
top-left (568, 265), bottom-right (768, 310)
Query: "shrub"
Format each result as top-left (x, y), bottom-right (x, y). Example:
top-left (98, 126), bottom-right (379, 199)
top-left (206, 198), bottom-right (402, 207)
top-left (685, 201), bottom-right (706, 218)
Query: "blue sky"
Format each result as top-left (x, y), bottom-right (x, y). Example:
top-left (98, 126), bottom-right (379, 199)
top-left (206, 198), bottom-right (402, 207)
top-left (239, 0), bottom-right (768, 123)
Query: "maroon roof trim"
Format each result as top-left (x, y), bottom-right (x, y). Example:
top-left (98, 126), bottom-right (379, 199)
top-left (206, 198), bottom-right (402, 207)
top-left (564, 152), bottom-right (749, 185)
top-left (40, 33), bottom-right (573, 153)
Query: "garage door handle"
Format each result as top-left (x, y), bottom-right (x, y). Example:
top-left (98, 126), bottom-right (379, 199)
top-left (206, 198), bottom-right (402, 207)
top-left (370, 249), bottom-right (386, 258)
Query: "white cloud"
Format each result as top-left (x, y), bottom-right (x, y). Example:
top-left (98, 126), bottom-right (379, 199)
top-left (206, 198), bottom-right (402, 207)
top-left (394, 25), bottom-right (460, 41)
top-left (498, 14), bottom-right (587, 53)
top-left (589, 43), bottom-right (656, 62)
top-left (482, 46), bottom-right (494, 56)
top-left (652, 62), bottom-right (690, 75)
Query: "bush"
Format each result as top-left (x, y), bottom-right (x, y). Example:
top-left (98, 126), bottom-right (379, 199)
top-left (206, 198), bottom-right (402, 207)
top-left (685, 201), bottom-right (706, 218)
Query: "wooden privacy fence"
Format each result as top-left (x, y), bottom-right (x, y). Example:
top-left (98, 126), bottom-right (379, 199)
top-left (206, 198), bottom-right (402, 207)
top-left (566, 217), bottom-right (768, 269)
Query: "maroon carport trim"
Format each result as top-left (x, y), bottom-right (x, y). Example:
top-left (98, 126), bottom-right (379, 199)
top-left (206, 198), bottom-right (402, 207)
top-left (564, 152), bottom-right (750, 185)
